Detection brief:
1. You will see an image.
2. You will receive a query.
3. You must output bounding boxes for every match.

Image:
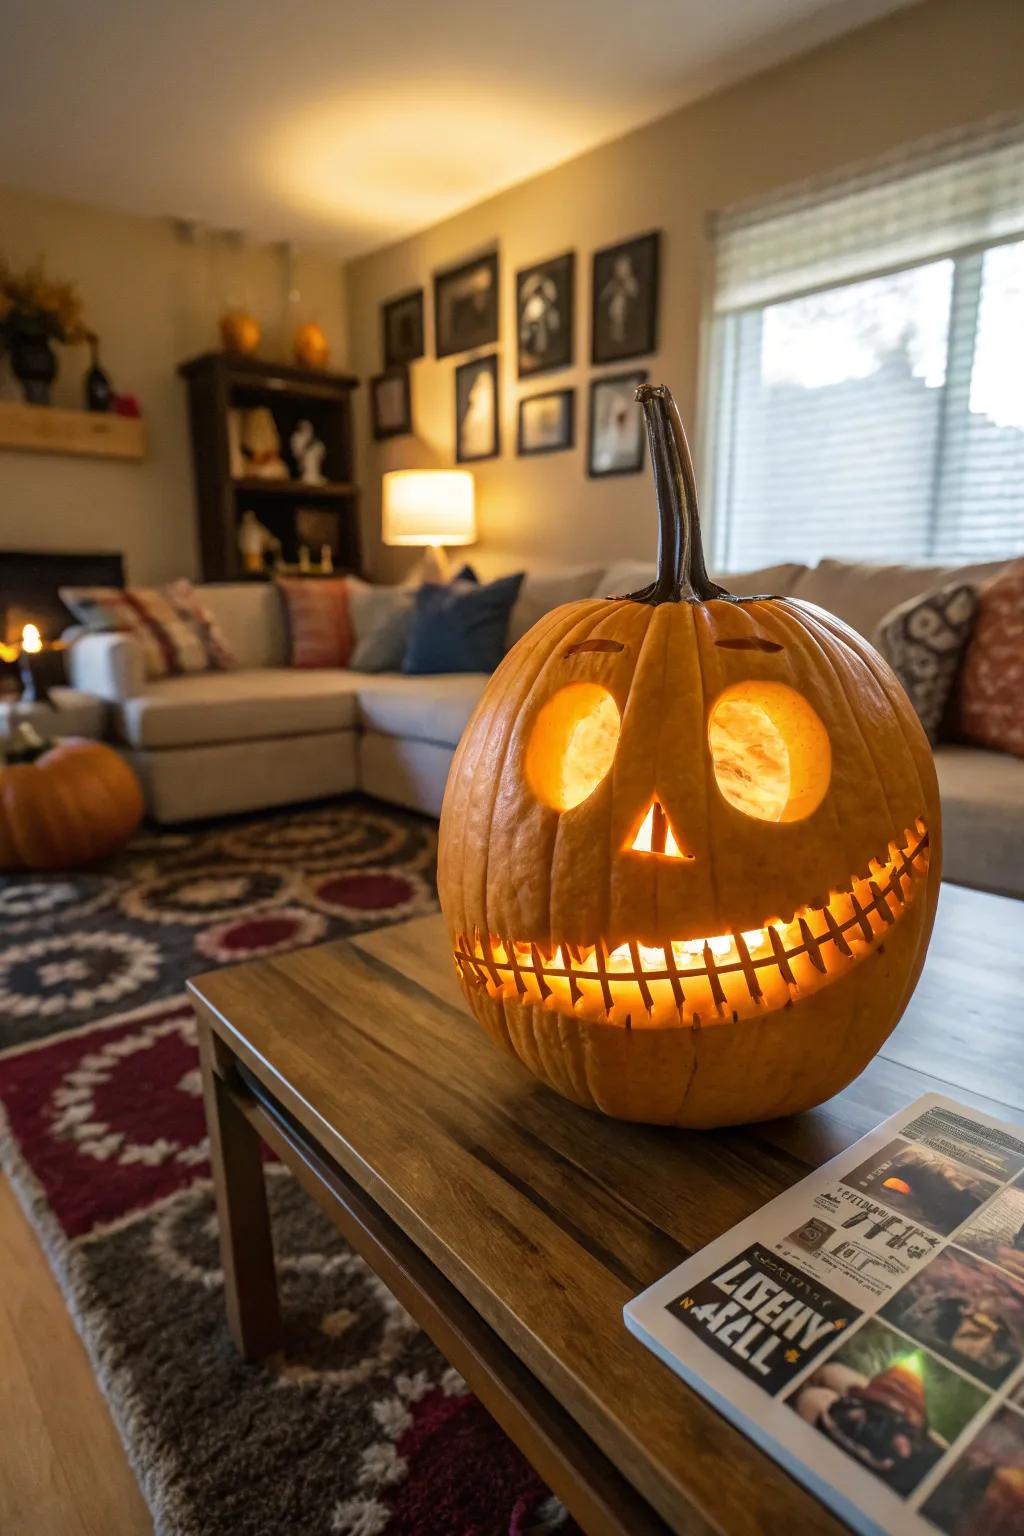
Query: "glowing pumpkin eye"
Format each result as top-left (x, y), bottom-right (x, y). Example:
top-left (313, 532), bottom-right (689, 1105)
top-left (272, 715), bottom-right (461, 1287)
top-left (525, 683), bottom-right (621, 811)
top-left (708, 681), bottom-right (831, 823)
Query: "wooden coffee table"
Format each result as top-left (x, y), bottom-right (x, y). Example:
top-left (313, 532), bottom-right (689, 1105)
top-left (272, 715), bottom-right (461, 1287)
top-left (189, 885), bottom-right (1024, 1536)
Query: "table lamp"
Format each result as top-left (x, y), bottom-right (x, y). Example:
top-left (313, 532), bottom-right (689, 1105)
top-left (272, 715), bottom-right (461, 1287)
top-left (382, 470), bottom-right (476, 583)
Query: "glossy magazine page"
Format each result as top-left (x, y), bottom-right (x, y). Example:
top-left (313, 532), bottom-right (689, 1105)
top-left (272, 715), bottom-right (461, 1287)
top-left (625, 1095), bottom-right (1024, 1536)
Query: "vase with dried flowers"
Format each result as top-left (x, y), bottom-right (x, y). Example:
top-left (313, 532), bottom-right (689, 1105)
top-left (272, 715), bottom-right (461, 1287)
top-left (0, 258), bottom-right (88, 404)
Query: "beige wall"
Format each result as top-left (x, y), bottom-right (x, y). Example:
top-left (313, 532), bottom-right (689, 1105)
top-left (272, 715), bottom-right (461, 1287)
top-left (347, 0), bottom-right (1024, 583)
top-left (0, 187), bottom-right (347, 583)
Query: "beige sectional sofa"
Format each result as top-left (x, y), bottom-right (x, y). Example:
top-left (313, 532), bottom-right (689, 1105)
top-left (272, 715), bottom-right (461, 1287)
top-left (67, 558), bottom-right (1023, 897)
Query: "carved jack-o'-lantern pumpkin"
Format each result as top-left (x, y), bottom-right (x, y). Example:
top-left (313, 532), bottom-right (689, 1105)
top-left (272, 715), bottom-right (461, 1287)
top-left (438, 385), bottom-right (941, 1128)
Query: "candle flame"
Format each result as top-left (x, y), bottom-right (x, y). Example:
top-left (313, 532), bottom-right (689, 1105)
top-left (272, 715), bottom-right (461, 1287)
top-left (21, 624), bottom-right (42, 654)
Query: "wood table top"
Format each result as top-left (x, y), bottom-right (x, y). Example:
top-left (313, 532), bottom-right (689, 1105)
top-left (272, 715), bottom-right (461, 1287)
top-left (189, 882), bottom-right (1024, 1536)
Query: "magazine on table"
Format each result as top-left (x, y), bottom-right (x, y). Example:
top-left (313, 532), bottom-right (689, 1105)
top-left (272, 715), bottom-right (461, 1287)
top-left (625, 1095), bottom-right (1024, 1536)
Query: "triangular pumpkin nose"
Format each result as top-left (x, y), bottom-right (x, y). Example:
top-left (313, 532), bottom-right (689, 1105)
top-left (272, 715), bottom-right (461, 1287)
top-left (628, 799), bottom-right (692, 860)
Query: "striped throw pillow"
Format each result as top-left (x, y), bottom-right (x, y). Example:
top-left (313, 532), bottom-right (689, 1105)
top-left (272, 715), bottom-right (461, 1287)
top-left (277, 578), bottom-right (354, 668)
top-left (60, 580), bottom-right (236, 679)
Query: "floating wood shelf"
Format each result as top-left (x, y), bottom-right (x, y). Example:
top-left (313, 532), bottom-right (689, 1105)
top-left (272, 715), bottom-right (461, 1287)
top-left (0, 401), bottom-right (146, 461)
top-left (231, 477), bottom-right (356, 498)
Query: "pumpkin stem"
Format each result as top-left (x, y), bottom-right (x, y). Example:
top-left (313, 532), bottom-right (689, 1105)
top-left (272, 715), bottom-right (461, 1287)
top-left (624, 384), bottom-right (729, 605)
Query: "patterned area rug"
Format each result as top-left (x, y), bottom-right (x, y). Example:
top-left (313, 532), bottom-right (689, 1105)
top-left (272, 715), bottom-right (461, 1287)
top-left (0, 798), bottom-right (575, 1536)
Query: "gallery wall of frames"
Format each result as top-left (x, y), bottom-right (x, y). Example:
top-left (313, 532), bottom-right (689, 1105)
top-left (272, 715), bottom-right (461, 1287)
top-left (369, 231), bottom-right (661, 480)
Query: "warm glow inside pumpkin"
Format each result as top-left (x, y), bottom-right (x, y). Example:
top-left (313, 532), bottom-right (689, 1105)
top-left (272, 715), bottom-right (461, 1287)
top-left (525, 683), bottom-right (621, 811)
top-left (438, 384), bottom-right (942, 1128)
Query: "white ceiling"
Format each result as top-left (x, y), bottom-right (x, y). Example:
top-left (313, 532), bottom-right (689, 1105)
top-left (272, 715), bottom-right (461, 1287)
top-left (0, 0), bottom-right (911, 260)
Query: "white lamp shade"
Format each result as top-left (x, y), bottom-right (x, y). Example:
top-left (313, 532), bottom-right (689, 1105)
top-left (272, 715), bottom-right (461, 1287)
top-left (382, 470), bottom-right (476, 547)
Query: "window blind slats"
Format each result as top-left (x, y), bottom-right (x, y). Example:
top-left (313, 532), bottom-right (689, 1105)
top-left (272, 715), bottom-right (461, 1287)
top-left (709, 125), bottom-right (1024, 573)
top-left (713, 121), bottom-right (1024, 314)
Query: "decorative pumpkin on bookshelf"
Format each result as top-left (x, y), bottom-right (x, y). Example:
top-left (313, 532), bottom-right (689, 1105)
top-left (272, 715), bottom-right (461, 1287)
top-left (219, 309), bottom-right (261, 356)
top-left (293, 321), bottom-right (330, 370)
top-left (438, 384), bottom-right (941, 1128)
top-left (0, 726), bottom-right (144, 870)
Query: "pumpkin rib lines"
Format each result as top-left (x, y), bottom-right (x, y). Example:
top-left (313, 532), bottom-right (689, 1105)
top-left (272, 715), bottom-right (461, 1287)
top-left (689, 605), bottom-right (720, 929)
top-left (779, 600), bottom-right (907, 868)
top-left (804, 602), bottom-right (938, 879)
top-left (751, 601), bottom-right (849, 890)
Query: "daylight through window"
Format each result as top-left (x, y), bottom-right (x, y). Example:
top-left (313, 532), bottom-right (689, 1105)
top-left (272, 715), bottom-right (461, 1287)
top-left (708, 124), bottom-right (1024, 569)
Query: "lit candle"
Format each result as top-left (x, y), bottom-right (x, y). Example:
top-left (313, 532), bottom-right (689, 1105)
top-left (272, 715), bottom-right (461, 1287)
top-left (18, 623), bottom-right (66, 704)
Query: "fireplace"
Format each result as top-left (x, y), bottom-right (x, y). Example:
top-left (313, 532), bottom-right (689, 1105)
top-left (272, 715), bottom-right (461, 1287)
top-left (0, 550), bottom-right (124, 646)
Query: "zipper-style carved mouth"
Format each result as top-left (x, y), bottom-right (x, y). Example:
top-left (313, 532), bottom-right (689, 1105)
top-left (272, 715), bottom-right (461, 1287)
top-left (454, 823), bottom-right (929, 1028)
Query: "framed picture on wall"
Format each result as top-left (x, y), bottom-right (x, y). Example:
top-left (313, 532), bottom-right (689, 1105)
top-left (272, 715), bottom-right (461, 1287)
top-left (455, 352), bottom-right (499, 462)
top-left (434, 252), bottom-right (499, 358)
top-left (518, 388), bottom-right (574, 456)
top-left (371, 367), bottom-right (412, 440)
top-left (591, 231), bottom-right (660, 365)
top-left (381, 288), bottom-right (424, 367)
top-left (515, 251), bottom-right (574, 377)
top-left (588, 370), bottom-right (648, 477)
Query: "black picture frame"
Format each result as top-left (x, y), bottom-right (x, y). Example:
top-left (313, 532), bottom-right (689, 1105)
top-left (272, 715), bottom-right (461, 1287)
top-left (381, 288), bottom-right (424, 367)
top-left (517, 388), bottom-right (574, 457)
top-left (455, 352), bottom-right (499, 463)
top-left (587, 370), bottom-right (648, 478)
top-left (515, 251), bottom-right (574, 378)
top-left (370, 367), bottom-right (412, 440)
top-left (591, 231), bottom-right (660, 365)
top-left (434, 252), bottom-right (499, 359)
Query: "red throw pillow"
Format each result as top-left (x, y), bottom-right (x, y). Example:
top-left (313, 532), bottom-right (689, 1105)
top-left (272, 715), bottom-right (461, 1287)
top-left (958, 559), bottom-right (1024, 758)
top-left (277, 578), bottom-right (354, 669)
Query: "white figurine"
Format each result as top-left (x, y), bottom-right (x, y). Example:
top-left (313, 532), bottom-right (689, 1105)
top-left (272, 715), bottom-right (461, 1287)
top-left (237, 509), bottom-right (280, 573)
top-left (291, 419), bottom-right (327, 485)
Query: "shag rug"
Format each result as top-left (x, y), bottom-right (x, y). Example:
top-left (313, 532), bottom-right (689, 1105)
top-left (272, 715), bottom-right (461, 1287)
top-left (0, 798), bottom-right (576, 1536)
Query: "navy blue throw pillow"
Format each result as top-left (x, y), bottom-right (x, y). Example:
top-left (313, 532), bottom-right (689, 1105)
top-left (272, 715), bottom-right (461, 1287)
top-left (402, 571), bottom-right (524, 675)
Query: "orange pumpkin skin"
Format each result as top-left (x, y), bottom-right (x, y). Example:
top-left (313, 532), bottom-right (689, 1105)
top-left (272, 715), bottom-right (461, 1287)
top-left (0, 739), bottom-right (144, 871)
top-left (438, 389), bottom-right (941, 1128)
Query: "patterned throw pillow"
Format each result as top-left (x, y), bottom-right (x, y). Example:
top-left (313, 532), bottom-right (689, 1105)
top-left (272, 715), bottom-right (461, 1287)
top-left (60, 580), bottom-right (235, 679)
top-left (875, 582), bottom-right (978, 744)
top-left (277, 578), bottom-right (353, 669)
top-left (958, 560), bottom-right (1024, 758)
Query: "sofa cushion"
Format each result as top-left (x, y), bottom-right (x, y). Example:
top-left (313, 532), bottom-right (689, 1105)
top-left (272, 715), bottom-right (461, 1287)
top-left (403, 572), bottom-right (524, 676)
top-left (347, 579), bottom-right (417, 671)
top-left (199, 583), bottom-right (289, 669)
top-left (61, 581), bottom-right (236, 678)
top-left (277, 578), bottom-right (353, 668)
top-left (115, 669), bottom-right (360, 750)
top-left (597, 561), bottom-right (657, 595)
top-left (788, 558), bottom-right (1007, 641)
top-left (595, 562), bottom-right (805, 600)
top-left (356, 673), bottom-right (488, 749)
top-left (934, 745), bottom-right (1024, 898)
top-left (875, 582), bottom-right (979, 744)
top-left (507, 567), bottom-right (603, 645)
top-left (958, 559), bottom-right (1024, 759)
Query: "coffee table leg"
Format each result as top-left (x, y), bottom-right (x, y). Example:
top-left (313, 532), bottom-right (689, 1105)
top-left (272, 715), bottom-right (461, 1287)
top-left (197, 1018), bottom-right (283, 1359)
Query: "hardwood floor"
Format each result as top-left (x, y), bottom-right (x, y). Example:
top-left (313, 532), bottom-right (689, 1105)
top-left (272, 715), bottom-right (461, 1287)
top-left (0, 1176), bottom-right (152, 1536)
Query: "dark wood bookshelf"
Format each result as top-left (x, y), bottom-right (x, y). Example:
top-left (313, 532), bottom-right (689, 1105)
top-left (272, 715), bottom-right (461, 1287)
top-left (230, 477), bottom-right (358, 499)
top-left (179, 351), bottom-right (362, 582)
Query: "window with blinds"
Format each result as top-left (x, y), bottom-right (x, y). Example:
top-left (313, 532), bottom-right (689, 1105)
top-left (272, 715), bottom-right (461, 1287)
top-left (707, 122), bottom-right (1024, 571)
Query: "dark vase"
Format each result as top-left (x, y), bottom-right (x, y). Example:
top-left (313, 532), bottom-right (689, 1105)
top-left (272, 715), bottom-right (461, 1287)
top-left (10, 332), bottom-right (58, 405)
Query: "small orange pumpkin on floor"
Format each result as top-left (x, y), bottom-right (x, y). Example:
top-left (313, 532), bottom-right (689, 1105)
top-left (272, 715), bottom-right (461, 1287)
top-left (0, 727), bottom-right (144, 870)
top-left (438, 384), bottom-right (942, 1128)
